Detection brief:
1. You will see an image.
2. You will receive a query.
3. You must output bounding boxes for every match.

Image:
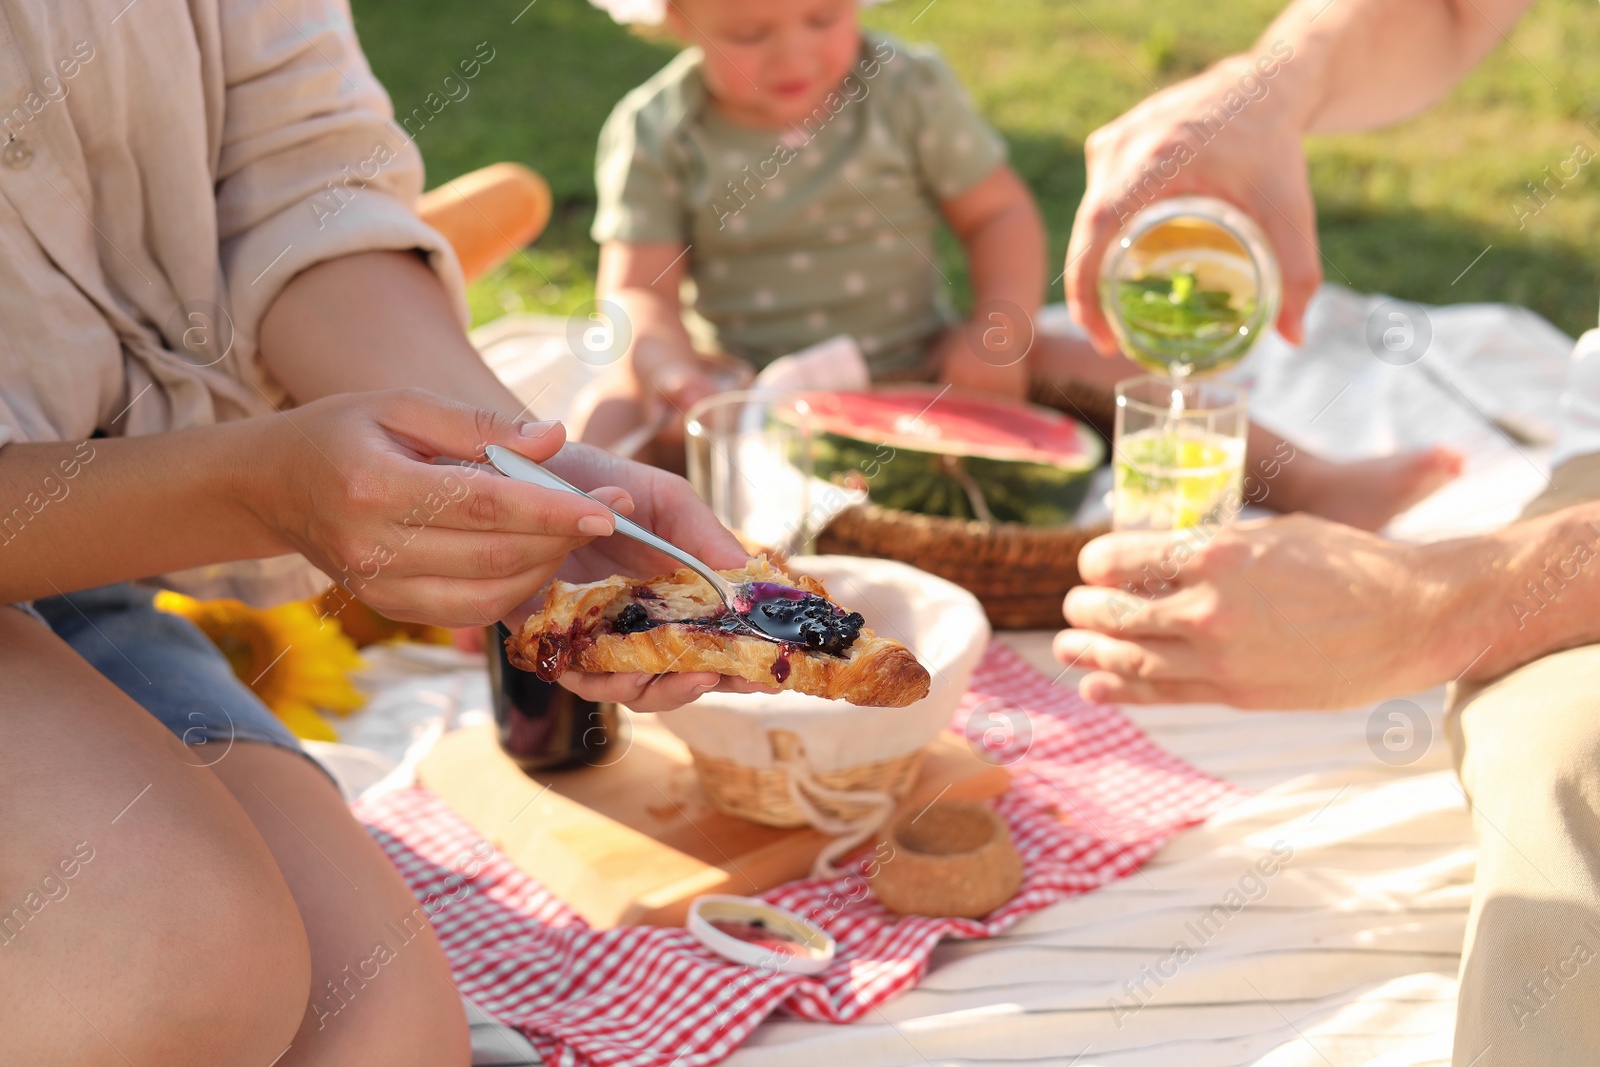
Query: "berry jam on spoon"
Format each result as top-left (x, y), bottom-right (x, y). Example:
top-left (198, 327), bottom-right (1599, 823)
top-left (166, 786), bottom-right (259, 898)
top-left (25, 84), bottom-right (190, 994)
top-left (485, 446), bottom-right (857, 649)
top-left (734, 582), bottom-right (864, 655)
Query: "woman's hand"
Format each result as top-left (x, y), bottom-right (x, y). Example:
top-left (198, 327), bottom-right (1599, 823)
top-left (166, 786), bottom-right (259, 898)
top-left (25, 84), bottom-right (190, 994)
top-left (1064, 51), bottom-right (1318, 353)
top-left (250, 389), bottom-right (627, 629)
top-left (543, 441), bottom-right (747, 583)
top-left (536, 441), bottom-right (778, 711)
top-left (559, 669), bottom-right (779, 714)
top-left (255, 252), bottom-right (767, 711)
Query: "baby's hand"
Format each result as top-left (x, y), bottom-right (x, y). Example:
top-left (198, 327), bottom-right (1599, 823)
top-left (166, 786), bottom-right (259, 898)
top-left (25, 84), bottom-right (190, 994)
top-left (643, 353), bottom-right (754, 443)
top-left (934, 321), bottom-right (1030, 400)
top-left (650, 359), bottom-right (729, 416)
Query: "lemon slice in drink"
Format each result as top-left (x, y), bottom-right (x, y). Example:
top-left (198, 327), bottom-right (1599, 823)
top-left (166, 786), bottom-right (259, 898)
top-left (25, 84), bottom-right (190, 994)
top-left (1114, 428), bottom-right (1244, 530)
top-left (1139, 248), bottom-right (1259, 308)
top-left (1166, 435), bottom-right (1239, 528)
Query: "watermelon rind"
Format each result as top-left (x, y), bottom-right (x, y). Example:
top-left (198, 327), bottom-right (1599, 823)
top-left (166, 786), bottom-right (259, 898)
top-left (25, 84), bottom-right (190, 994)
top-left (796, 388), bottom-right (1105, 527)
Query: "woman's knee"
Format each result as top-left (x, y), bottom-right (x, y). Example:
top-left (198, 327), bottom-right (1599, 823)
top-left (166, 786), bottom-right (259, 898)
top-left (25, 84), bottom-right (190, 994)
top-left (0, 614), bottom-right (313, 1065)
top-left (292, 895), bottom-right (468, 1065)
top-left (0, 799), bottom-right (314, 1066)
top-left (133, 855), bottom-right (314, 1064)
top-left (70, 763), bottom-right (314, 1063)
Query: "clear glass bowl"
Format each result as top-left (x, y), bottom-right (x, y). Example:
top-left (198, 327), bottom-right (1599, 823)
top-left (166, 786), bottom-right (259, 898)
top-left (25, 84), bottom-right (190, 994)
top-left (1099, 195), bottom-right (1281, 376)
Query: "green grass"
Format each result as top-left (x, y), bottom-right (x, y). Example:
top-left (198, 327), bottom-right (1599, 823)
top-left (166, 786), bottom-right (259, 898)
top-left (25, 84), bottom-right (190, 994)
top-left (349, 0), bottom-right (1600, 338)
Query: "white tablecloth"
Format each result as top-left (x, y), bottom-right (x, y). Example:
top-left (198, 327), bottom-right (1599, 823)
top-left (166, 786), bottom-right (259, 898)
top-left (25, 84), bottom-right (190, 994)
top-left (725, 287), bottom-right (1572, 1067)
top-left (321, 286), bottom-right (1577, 1066)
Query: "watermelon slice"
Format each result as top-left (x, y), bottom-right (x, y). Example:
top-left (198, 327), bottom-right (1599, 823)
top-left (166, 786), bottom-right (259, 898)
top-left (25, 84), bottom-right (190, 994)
top-left (796, 386), bottom-right (1105, 526)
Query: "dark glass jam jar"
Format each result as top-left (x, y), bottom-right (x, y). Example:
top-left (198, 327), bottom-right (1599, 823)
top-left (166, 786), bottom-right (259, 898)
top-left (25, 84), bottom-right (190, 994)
top-left (486, 623), bottom-right (617, 772)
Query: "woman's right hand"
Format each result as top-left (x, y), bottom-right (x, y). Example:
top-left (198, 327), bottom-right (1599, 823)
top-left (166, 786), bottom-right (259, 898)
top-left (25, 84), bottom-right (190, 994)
top-left (247, 389), bottom-right (626, 629)
top-left (1064, 49), bottom-right (1319, 354)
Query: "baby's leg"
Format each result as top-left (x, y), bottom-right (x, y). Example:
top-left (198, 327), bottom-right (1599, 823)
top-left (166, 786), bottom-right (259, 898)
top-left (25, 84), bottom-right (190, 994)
top-left (1028, 329), bottom-right (1138, 389)
top-left (1255, 423), bottom-right (1462, 531)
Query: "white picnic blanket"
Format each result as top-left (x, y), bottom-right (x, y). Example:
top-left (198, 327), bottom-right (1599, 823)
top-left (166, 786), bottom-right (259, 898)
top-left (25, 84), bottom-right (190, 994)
top-left (724, 286), bottom-right (1574, 1067)
top-left (316, 285), bottom-right (1580, 1066)
top-left (729, 638), bottom-right (1472, 1067)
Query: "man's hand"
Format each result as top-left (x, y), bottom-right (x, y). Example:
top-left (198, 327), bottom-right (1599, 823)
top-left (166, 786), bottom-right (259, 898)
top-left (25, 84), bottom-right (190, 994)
top-left (1065, 49), bottom-right (1318, 354)
top-left (1062, 0), bottom-right (1535, 357)
top-left (1052, 514), bottom-right (1488, 710)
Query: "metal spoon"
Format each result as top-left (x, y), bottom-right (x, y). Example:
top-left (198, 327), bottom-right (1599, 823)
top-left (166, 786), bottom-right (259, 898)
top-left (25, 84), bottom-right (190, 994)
top-left (483, 445), bottom-right (804, 642)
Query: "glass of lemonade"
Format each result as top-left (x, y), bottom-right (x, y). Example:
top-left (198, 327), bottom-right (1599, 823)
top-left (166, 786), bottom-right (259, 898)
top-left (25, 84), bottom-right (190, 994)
top-left (1113, 377), bottom-right (1248, 532)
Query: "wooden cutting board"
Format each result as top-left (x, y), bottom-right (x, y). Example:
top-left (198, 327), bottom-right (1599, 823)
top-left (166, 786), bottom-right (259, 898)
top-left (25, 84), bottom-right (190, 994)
top-left (418, 714), bottom-right (1012, 928)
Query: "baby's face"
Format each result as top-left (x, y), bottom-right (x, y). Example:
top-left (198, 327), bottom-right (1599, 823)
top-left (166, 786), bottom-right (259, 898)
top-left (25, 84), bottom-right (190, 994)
top-left (667, 0), bottom-right (862, 127)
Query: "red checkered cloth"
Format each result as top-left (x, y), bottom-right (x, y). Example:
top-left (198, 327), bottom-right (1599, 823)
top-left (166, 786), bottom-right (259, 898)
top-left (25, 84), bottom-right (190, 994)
top-left (355, 642), bottom-right (1245, 1067)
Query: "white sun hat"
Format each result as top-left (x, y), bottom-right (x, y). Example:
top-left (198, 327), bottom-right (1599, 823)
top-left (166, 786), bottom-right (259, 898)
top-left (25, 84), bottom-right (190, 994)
top-left (590, 0), bottom-right (887, 24)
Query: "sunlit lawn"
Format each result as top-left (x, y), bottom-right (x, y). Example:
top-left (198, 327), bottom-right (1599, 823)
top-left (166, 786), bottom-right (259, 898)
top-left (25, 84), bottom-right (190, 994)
top-left (350, 0), bottom-right (1600, 338)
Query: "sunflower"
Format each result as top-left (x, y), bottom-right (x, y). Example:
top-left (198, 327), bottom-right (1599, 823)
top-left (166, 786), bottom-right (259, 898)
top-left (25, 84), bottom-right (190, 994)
top-left (154, 592), bottom-right (367, 741)
top-left (311, 587), bottom-right (454, 649)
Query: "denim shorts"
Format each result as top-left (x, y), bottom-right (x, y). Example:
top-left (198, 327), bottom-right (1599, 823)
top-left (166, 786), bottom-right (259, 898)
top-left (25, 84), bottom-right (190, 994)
top-left (12, 584), bottom-right (319, 769)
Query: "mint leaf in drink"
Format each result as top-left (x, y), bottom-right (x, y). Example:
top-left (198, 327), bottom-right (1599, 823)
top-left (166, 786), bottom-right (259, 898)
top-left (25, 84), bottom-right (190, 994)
top-left (1115, 271), bottom-right (1256, 373)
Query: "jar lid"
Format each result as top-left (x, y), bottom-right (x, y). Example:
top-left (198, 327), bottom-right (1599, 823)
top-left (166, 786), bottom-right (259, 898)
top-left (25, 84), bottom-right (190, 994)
top-left (687, 895), bottom-right (837, 975)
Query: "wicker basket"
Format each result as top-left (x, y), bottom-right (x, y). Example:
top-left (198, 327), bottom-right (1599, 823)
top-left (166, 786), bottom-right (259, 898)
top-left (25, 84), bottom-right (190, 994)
top-left (689, 729), bottom-right (925, 828)
top-left (658, 557), bottom-right (989, 839)
top-left (815, 376), bottom-right (1115, 631)
top-left (818, 508), bottom-right (1109, 630)
top-left (1028, 376), bottom-right (1117, 440)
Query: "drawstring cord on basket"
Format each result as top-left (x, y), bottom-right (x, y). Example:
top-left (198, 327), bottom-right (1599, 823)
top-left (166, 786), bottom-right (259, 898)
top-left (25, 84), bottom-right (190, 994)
top-left (774, 747), bottom-right (897, 879)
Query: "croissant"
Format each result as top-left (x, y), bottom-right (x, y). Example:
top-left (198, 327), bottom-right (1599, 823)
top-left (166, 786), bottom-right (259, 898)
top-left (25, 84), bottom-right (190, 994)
top-left (508, 557), bottom-right (931, 708)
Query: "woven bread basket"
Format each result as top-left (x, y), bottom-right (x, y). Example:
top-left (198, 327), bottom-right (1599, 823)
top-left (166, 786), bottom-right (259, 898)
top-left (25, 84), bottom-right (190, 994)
top-left (689, 728), bottom-right (925, 828)
top-left (657, 556), bottom-right (989, 848)
top-left (815, 377), bottom-right (1115, 631)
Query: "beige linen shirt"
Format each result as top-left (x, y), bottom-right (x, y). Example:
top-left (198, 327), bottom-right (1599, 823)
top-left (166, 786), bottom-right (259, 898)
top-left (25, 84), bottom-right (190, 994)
top-left (0, 0), bottom-right (466, 603)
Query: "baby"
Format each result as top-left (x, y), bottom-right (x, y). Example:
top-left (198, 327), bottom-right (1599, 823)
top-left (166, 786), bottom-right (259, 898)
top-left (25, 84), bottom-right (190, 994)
top-left (574, 0), bottom-right (1458, 530)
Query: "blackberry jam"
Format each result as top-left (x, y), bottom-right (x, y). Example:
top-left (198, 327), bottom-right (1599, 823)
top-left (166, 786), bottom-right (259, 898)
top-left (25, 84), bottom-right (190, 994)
top-left (613, 603), bottom-right (654, 635)
top-left (745, 593), bottom-right (863, 655)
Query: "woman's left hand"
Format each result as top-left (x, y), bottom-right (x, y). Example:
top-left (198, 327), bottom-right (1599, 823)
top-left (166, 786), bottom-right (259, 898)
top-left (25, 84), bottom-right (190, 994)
top-left (530, 441), bottom-right (774, 711)
top-left (559, 669), bottom-right (778, 714)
